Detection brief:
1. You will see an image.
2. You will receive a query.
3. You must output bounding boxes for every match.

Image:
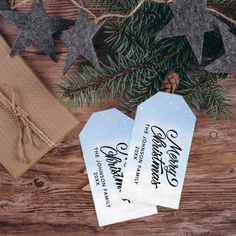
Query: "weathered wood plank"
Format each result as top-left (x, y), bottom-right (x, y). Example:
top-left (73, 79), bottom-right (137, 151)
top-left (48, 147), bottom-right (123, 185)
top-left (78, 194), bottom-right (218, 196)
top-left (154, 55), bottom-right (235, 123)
top-left (0, 1), bottom-right (235, 235)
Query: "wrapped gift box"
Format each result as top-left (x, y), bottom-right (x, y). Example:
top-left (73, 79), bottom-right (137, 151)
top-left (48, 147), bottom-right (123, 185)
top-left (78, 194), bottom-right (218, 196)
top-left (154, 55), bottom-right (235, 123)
top-left (0, 35), bottom-right (79, 178)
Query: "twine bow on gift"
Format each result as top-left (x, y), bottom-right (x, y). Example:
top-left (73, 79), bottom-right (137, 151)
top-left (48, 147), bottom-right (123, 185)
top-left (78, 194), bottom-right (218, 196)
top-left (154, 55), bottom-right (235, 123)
top-left (0, 88), bottom-right (55, 163)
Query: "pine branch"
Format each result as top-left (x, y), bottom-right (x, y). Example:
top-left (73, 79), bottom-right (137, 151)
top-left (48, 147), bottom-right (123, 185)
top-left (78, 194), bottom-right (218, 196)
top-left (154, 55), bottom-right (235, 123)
top-left (59, 54), bottom-right (152, 107)
top-left (98, 0), bottom-right (139, 12)
top-left (177, 71), bottom-right (230, 119)
top-left (120, 73), bottom-right (161, 117)
top-left (104, 2), bottom-right (173, 54)
top-left (59, 0), bottom-right (231, 119)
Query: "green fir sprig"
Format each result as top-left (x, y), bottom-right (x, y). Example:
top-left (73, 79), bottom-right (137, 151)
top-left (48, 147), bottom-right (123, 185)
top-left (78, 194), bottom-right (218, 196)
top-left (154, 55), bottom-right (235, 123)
top-left (59, 0), bottom-right (231, 119)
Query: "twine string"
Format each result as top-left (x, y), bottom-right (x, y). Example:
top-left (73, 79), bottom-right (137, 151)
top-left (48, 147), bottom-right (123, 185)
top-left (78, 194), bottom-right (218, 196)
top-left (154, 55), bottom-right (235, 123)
top-left (10, 0), bottom-right (236, 26)
top-left (70, 0), bottom-right (172, 23)
top-left (11, 0), bottom-right (173, 23)
top-left (0, 88), bottom-right (55, 163)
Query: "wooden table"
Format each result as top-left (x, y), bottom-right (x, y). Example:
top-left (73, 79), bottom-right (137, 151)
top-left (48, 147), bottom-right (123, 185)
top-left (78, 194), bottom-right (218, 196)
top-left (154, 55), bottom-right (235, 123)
top-left (0, 1), bottom-right (236, 235)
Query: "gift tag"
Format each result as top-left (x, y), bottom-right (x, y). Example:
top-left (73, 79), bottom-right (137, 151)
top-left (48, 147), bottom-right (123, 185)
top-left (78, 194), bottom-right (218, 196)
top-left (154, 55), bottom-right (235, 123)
top-left (122, 92), bottom-right (196, 209)
top-left (79, 109), bottom-right (157, 226)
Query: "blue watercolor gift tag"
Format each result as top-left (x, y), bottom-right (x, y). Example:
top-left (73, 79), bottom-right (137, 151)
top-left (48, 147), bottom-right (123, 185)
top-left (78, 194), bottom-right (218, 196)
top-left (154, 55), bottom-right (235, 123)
top-left (79, 109), bottom-right (157, 226)
top-left (122, 92), bottom-right (196, 209)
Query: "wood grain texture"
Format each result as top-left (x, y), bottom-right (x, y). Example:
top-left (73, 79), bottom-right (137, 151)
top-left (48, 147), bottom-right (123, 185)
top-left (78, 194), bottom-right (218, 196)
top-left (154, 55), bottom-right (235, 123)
top-left (0, 1), bottom-right (236, 235)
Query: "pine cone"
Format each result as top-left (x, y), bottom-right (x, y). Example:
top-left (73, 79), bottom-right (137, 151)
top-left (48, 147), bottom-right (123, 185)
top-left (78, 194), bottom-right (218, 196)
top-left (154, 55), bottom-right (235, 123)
top-left (161, 72), bottom-right (180, 93)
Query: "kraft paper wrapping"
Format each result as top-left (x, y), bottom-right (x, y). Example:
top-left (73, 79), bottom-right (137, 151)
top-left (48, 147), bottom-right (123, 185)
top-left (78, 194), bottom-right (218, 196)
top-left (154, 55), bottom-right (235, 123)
top-left (0, 35), bottom-right (79, 178)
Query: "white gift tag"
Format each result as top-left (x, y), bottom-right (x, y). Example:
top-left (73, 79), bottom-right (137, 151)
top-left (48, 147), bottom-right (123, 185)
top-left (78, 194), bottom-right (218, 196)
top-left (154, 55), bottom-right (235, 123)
top-left (122, 92), bottom-right (196, 209)
top-left (79, 109), bottom-right (157, 226)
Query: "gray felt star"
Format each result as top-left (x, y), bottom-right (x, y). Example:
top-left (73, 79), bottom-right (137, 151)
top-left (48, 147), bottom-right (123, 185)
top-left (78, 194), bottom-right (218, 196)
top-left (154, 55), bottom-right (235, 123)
top-left (0, 0), bottom-right (9, 10)
top-left (156, 0), bottom-right (216, 63)
top-left (0, 0), bottom-right (72, 61)
top-left (205, 20), bottom-right (236, 76)
top-left (61, 8), bottom-right (105, 74)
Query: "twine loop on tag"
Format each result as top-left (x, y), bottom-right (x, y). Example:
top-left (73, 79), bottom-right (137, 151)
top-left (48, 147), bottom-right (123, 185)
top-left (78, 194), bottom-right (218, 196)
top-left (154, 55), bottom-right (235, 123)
top-left (0, 88), bottom-right (55, 163)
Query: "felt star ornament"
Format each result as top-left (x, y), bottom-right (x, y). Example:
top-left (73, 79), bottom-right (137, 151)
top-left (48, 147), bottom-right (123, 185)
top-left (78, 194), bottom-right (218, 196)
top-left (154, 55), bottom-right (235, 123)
top-left (61, 8), bottom-right (105, 74)
top-left (0, 0), bottom-right (72, 61)
top-left (156, 0), bottom-right (215, 63)
top-left (0, 0), bottom-right (9, 10)
top-left (205, 20), bottom-right (236, 76)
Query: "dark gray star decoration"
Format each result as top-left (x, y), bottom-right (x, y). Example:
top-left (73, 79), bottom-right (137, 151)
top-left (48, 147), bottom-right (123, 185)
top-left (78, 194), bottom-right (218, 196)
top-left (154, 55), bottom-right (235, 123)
top-left (61, 8), bottom-right (105, 74)
top-left (205, 20), bottom-right (236, 76)
top-left (0, 0), bottom-right (9, 10)
top-left (0, 0), bottom-right (72, 61)
top-left (156, 0), bottom-right (216, 63)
